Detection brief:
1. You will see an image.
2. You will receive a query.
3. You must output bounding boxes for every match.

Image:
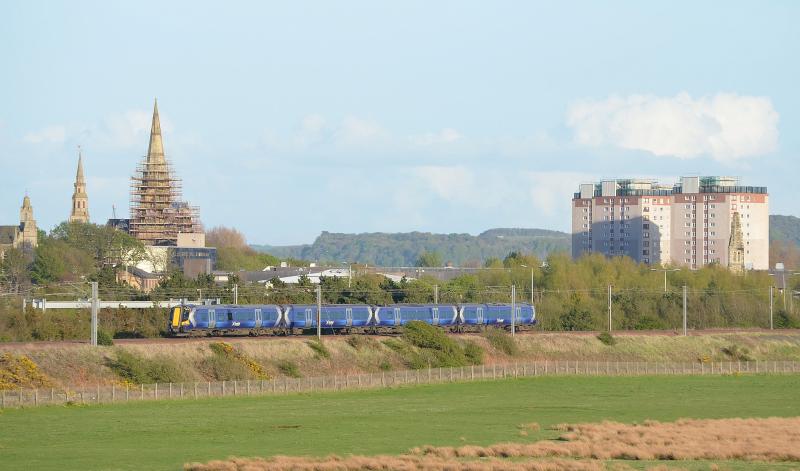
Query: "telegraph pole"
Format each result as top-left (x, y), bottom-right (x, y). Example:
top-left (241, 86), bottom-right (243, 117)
top-left (607, 285), bottom-right (612, 332)
top-left (90, 281), bottom-right (98, 346)
top-left (530, 269), bottom-right (534, 304)
top-left (434, 285), bottom-right (438, 304)
top-left (511, 285), bottom-right (516, 336)
top-left (682, 285), bottom-right (687, 336)
top-left (769, 285), bottom-right (774, 330)
top-left (233, 284), bottom-right (238, 305)
top-left (316, 284), bottom-right (322, 340)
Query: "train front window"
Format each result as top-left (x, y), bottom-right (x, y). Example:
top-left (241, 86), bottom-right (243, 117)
top-left (181, 309), bottom-right (189, 321)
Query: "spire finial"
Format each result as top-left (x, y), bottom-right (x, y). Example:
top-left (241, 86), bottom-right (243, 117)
top-left (76, 145), bottom-right (85, 182)
top-left (146, 98), bottom-right (165, 163)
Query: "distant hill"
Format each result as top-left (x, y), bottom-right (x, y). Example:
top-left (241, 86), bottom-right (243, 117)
top-left (252, 228), bottom-right (571, 266)
top-left (770, 215), bottom-right (800, 246)
top-left (252, 217), bottom-right (799, 267)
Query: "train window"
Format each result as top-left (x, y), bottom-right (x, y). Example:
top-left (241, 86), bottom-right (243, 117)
top-left (227, 311), bottom-right (233, 321)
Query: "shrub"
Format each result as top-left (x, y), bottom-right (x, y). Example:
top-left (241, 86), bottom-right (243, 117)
top-left (0, 353), bottom-right (53, 390)
top-left (462, 341), bottom-right (484, 365)
top-left (209, 342), bottom-right (234, 356)
top-left (198, 354), bottom-right (253, 381)
top-left (346, 336), bottom-right (376, 350)
top-left (485, 329), bottom-right (519, 356)
top-left (775, 309), bottom-right (800, 329)
top-left (96, 330), bottom-right (114, 346)
top-left (276, 360), bottom-right (301, 378)
top-left (205, 342), bottom-right (269, 379)
top-left (378, 360), bottom-right (393, 371)
top-left (597, 331), bottom-right (616, 346)
top-left (108, 349), bottom-right (189, 384)
top-left (398, 322), bottom-right (481, 369)
top-left (307, 340), bottom-right (330, 359)
top-left (721, 344), bottom-right (752, 361)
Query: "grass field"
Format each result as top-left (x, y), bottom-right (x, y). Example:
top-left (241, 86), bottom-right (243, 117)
top-left (0, 375), bottom-right (798, 470)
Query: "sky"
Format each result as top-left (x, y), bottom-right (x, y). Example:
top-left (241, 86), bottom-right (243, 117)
top-left (1, 1), bottom-right (798, 245)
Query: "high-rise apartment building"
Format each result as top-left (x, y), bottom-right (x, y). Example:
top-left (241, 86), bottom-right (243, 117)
top-left (571, 176), bottom-right (768, 270)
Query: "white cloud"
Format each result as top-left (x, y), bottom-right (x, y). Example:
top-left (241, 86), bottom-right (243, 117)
top-left (567, 92), bottom-right (779, 161)
top-left (527, 171), bottom-right (594, 216)
top-left (412, 166), bottom-right (593, 217)
top-left (335, 116), bottom-right (389, 147)
top-left (20, 109), bottom-right (169, 154)
top-left (23, 125), bottom-right (67, 144)
top-left (409, 128), bottom-right (463, 147)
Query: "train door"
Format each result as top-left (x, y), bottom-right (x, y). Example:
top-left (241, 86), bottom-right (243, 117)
top-left (394, 307), bottom-right (401, 325)
top-left (208, 309), bottom-right (216, 329)
top-left (305, 308), bottom-right (313, 327)
top-left (432, 307), bottom-right (439, 325)
top-left (477, 307), bottom-right (484, 325)
top-left (255, 308), bottom-right (262, 328)
top-left (516, 306), bottom-right (522, 323)
top-left (346, 308), bottom-right (353, 327)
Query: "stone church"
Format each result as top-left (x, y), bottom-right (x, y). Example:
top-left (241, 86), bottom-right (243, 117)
top-left (0, 195), bottom-right (38, 258)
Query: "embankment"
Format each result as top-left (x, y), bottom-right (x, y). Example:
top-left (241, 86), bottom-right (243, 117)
top-left (2, 331), bottom-right (800, 389)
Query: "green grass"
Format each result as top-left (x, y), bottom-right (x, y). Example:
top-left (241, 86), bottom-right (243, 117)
top-left (0, 375), bottom-right (799, 470)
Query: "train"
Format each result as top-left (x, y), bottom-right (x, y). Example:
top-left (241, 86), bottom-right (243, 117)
top-left (168, 302), bottom-right (536, 336)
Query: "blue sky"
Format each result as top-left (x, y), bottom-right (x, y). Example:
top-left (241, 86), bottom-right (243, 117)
top-left (1, 1), bottom-right (798, 245)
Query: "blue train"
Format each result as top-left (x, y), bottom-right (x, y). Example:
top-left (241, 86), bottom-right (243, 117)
top-left (168, 303), bottom-right (535, 336)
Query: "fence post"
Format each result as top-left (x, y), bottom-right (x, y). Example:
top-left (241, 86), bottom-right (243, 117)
top-left (97, 384), bottom-right (100, 404)
top-left (126, 385), bottom-right (129, 401)
top-left (222, 381), bottom-right (226, 396)
top-left (112, 384), bottom-right (115, 402)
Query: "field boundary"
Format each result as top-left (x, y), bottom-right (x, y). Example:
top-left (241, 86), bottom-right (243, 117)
top-left (2, 359), bottom-right (799, 409)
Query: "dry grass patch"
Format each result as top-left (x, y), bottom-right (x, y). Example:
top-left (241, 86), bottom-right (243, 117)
top-left (184, 455), bottom-right (608, 471)
top-left (183, 417), bottom-right (800, 470)
top-left (414, 417), bottom-right (800, 462)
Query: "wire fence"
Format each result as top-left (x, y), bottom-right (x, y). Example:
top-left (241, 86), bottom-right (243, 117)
top-left (3, 359), bottom-right (799, 409)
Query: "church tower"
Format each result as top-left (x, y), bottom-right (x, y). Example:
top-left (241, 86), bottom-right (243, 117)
top-left (19, 195), bottom-right (38, 249)
top-left (69, 148), bottom-right (90, 223)
top-left (728, 211), bottom-right (745, 274)
top-left (129, 99), bottom-right (201, 245)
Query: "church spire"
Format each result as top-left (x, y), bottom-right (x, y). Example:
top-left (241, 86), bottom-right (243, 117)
top-left (76, 147), bottom-right (85, 183)
top-left (146, 98), bottom-right (165, 164)
top-left (69, 146), bottom-right (90, 224)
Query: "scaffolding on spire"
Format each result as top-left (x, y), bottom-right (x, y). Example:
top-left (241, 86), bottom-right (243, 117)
top-left (129, 99), bottom-right (202, 246)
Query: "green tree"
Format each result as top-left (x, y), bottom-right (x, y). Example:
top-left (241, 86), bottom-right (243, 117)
top-left (0, 248), bottom-right (31, 293)
top-left (416, 251), bottom-right (442, 267)
top-left (560, 294), bottom-right (594, 331)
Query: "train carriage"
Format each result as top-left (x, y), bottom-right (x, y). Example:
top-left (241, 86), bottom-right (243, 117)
top-left (284, 304), bottom-right (372, 334)
top-left (169, 304), bottom-right (283, 336)
top-left (373, 304), bottom-right (459, 332)
top-left (459, 303), bottom-right (536, 332)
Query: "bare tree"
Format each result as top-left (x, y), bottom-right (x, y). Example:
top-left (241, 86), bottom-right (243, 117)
top-left (206, 226), bottom-right (248, 249)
